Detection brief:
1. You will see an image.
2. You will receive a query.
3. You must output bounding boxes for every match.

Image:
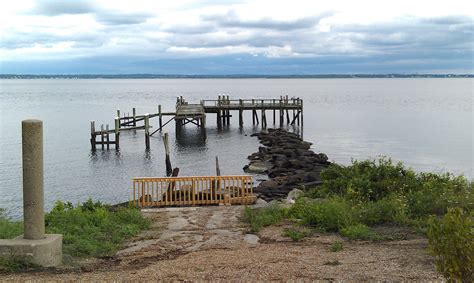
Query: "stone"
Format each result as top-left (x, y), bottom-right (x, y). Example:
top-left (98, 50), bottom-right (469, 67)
top-left (286, 188), bottom-right (304, 202)
top-left (258, 180), bottom-right (279, 190)
top-left (0, 234), bottom-right (63, 267)
top-left (244, 234), bottom-right (260, 245)
top-left (244, 163), bottom-right (268, 174)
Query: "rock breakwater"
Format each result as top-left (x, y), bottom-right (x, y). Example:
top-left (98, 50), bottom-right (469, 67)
top-left (244, 128), bottom-right (331, 200)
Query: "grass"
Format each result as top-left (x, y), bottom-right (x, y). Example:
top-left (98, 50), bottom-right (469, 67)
top-left (330, 241), bottom-right (344, 252)
top-left (340, 224), bottom-right (380, 241)
top-left (0, 257), bottom-right (39, 273)
top-left (0, 209), bottom-right (23, 239)
top-left (0, 198), bottom-right (150, 271)
top-left (242, 205), bottom-right (287, 233)
top-left (283, 227), bottom-right (310, 241)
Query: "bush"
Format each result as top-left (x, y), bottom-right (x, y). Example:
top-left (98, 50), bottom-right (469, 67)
top-left (283, 227), bottom-right (310, 241)
top-left (407, 173), bottom-right (473, 217)
top-left (242, 205), bottom-right (287, 233)
top-left (340, 224), bottom-right (379, 240)
top-left (289, 197), bottom-right (354, 232)
top-left (427, 208), bottom-right (473, 282)
top-left (355, 196), bottom-right (408, 226)
top-left (320, 158), bottom-right (418, 202)
top-left (45, 199), bottom-right (150, 257)
top-left (0, 209), bottom-right (23, 239)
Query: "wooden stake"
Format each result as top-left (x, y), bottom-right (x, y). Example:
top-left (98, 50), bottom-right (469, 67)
top-left (100, 124), bottom-right (104, 150)
top-left (144, 114), bottom-right (150, 150)
top-left (90, 121), bottom-right (96, 150)
top-left (114, 117), bottom-right (120, 150)
top-left (106, 124), bottom-right (110, 149)
top-left (158, 105), bottom-right (163, 131)
top-left (163, 133), bottom-right (172, 176)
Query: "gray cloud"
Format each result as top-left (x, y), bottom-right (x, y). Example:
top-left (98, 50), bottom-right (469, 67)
top-left (28, 1), bottom-right (152, 25)
top-left (201, 10), bottom-right (333, 31)
top-left (30, 0), bottom-right (96, 16)
top-left (95, 11), bottom-right (152, 25)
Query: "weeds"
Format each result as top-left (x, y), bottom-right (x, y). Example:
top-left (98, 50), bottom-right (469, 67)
top-left (241, 205), bottom-right (287, 233)
top-left (340, 224), bottom-right (379, 241)
top-left (330, 241), bottom-right (344, 252)
top-left (283, 227), bottom-right (310, 241)
top-left (0, 209), bottom-right (23, 239)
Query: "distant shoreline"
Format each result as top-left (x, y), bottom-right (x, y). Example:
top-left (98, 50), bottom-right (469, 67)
top-left (1, 74), bottom-right (472, 79)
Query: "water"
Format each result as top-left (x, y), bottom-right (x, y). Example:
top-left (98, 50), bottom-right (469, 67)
top-left (1, 78), bottom-right (472, 218)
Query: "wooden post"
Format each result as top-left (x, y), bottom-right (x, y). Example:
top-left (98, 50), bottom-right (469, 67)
top-left (273, 99), bottom-right (276, 124)
top-left (116, 109), bottom-right (121, 129)
top-left (252, 99), bottom-right (255, 125)
top-left (106, 124), bottom-right (110, 149)
top-left (132, 108), bottom-right (137, 134)
top-left (286, 109), bottom-right (290, 124)
top-left (215, 156), bottom-right (221, 176)
top-left (144, 114), bottom-right (150, 150)
top-left (226, 96), bottom-right (230, 125)
top-left (279, 98), bottom-right (283, 126)
top-left (90, 121), bottom-right (96, 150)
top-left (114, 117), bottom-right (120, 150)
top-left (261, 99), bottom-right (266, 128)
top-left (163, 133), bottom-right (172, 176)
top-left (158, 105), bottom-right (163, 131)
top-left (100, 124), bottom-right (104, 150)
top-left (239, 99), bottom-right (243, 127)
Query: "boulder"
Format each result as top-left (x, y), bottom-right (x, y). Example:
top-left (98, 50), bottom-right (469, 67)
top-left (287, 188), bottom-right (304, 202)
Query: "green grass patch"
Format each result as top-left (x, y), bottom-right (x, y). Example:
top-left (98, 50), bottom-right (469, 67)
top-left (283, 227), bottom-right (310, 241)
top-left (242, 205), bottom-right (287, 233)
top-left (330, 240), bottom-right (344, 252)
top-left (0, 257), bottom-right (39, 273)
top-left (0, 209), bottom-right (23, 239)
top-left (1, 199), bottom-right (150, 261)
top-left (340, 224), bottom-right (380, 240)
top-left (45, 199), bottom-right (149, 257)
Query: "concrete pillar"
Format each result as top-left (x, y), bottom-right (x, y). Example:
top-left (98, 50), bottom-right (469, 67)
top-left (22, 120), bottom-right (45, 240)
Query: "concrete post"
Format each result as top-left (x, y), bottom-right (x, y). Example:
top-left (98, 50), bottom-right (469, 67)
top-left (22, 120), bottom-right (45, 240)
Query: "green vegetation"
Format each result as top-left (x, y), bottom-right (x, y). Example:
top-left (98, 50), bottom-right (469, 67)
top-left (243, 157), bottom-right (473, 269)
top-left (0, 198), bottom-right (150, 271)
top-left (45, 199), bottom-right (149, 257)
top-left (0, 209), bottom-right (23, 239)
top-left (283, 227), bottom-right (310, 241)
top-left (242, 205), bottom-right (287, 233)
top-left (427, 208), bottom-right (473, 282)
top-left (330, 241), bottom-right (343, 252)
top-left (0, 257), bottom-right (38, 273)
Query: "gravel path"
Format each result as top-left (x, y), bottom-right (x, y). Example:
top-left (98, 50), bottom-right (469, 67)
top-left (3, 206), bottom-right (442, 281)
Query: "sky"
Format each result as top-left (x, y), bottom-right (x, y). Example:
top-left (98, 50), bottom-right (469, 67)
top-left (0, 0), bottom-right (473, 74)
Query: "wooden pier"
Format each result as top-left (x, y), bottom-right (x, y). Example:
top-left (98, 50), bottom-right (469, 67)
top-left (90, 95), bottom-right (303, 151)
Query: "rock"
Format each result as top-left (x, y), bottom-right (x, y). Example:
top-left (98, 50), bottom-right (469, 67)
top-left (244, 163), bottom-right (268, 174)
top-left (258, 180), bottom-right (279, 190)
top-left (244, 234), bottom-right (260, 245)
top-left (303, 171), bottom-right (320, 182)
top-left (286, 188), bottom-right (304, 202)
top-left (256, 198), bottom-right (267, 204)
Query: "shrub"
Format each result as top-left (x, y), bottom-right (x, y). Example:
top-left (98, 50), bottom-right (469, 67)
top-left (320, 157), bottom-right (418, 202)
top-left (355, 196), bottom-right (408, 226)
top-left (283, 227), bottom-right (310, 241)
top-left (330, 240), bottom-right (344, 252)
top-left (340, 224), bottom-right (379, 240)
top-left (45, 199), bottom-right (150, 257)
top-left (0, 257), bottom-right (38, 272)
top-left (407, 173), bottom-right (473, 217)
top-left (242, 205), bottom-right (287, 233)
top-left (289, 197), bottom-right (354, 232)
top-left (0, 209), bottom-right (23, 239)
top-left (427, 208), bottom-right (473, 282)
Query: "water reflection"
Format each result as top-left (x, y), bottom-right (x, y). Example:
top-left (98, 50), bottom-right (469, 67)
top-left (175, 126), bottom-right (207, 149)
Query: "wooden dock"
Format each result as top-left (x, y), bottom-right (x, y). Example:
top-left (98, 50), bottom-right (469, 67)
top-left (90, 95), bottom-right (303, 151)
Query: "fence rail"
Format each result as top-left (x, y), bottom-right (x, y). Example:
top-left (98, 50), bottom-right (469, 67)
top-left (133, 175), bottom-right (254, 208)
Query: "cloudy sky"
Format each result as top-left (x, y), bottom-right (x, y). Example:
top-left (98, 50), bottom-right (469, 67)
top-left (1, 0), bottom-right (473, 74)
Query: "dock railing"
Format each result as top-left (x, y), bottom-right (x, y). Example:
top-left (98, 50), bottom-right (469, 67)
top-left (201, 98), bottom-right (302, 108)
top-left (133, 175), bottom-right (254, 208)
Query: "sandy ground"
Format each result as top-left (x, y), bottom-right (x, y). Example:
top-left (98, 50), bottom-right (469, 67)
top-left (2, 205), bottom-right (442, 281)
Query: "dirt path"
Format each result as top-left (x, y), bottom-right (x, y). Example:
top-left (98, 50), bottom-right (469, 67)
top-left (4, 205), bottom-right (442, 281)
